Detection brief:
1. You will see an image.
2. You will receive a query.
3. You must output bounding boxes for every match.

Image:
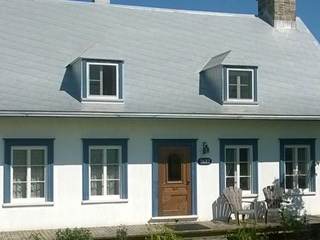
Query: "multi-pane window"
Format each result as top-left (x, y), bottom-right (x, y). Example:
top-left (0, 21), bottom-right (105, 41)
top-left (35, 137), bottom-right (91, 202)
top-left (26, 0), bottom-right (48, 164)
top-left (87, 63), bottom-right (118, 98)
top-left (227, 69), bottom-right (254, 101)
top-left (89, 146), bottom-right (121, 198)
top-left (225, 147), bottom-right (252, 192)
top-left (284, 146), bottom-right (310, 190)
top-left (11, 147), bottom-right (46, 201)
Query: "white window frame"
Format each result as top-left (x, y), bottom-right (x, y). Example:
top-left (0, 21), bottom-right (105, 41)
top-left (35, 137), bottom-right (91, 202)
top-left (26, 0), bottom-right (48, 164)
top-left (86, 62), bottom-right (119, 100)
top-left (89, 146), bottom-right (122, 201)
top-left (284, 145), bottom-right (311, 191)
top-left (10, 146), bottom-right (47, 204)
top-left (226, 68), bottom-right (254, 102)
top-left (225, 145), bottom-right (253, 195)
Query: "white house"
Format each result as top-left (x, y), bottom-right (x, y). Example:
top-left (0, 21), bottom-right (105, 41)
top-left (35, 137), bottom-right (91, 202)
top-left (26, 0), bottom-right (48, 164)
top-left (0, 0), bottom-right (320, 231)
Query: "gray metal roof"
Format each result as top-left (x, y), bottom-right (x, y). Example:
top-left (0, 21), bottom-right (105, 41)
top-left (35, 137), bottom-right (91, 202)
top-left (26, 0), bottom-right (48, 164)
top-left (1, 0), bottom-right (320, 118)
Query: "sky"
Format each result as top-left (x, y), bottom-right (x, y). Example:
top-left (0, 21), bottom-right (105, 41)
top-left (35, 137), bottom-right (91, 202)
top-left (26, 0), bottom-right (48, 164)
top-left (73, 0), bottom-right (320, 42)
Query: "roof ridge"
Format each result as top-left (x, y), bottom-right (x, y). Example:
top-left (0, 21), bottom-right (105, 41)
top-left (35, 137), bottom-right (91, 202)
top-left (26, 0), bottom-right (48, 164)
top-left (109, 4), bottom-right (256, 18)
top-left (34, 0), bottom-right (257, 18)
top-left (34, 0), bottom-right (255, 18)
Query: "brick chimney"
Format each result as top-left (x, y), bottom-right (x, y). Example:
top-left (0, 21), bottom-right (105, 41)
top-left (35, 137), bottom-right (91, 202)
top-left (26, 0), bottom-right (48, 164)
top-left (94, 0), bottom-right (110, 4)
top-left (257, 0), bottom-right (296, 30)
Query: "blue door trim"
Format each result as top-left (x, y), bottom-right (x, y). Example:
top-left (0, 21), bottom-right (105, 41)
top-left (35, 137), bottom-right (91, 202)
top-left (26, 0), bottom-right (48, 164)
top-left (152, 139), bottom-right (197, 217)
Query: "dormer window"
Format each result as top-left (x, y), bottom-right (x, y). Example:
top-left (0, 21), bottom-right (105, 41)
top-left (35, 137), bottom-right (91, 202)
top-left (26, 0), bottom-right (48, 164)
top-left (227, 69), bottom-right (253, 101)
top-left (200, 51), bottom-right (258, 106)
top-left (224, 67), bottom-right (257, 104)
top-left (88, 63), bottom-right (118, 98)
top-left (81, 60), bottom-right (123, 102)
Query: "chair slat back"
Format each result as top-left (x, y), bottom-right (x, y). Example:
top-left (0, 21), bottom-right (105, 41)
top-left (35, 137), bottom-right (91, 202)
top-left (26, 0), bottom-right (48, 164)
top-left (263, 185), bottom-right (284, 209)
top-left (223, 186), bottom-right (243, 211)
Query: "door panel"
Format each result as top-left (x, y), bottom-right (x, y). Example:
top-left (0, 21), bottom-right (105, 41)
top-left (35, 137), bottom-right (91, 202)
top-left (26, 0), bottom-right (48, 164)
top-left (158, 146), bottom-right (191, 216)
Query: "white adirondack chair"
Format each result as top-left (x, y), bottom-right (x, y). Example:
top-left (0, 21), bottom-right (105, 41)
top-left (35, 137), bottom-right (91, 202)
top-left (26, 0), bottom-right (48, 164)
top-left (223, 186), bottom-right (257, 225)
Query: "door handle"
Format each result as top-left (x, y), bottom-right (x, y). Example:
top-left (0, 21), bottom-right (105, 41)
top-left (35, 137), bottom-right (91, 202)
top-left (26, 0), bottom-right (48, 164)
top-left (186, 181), bottom-right (190, 185)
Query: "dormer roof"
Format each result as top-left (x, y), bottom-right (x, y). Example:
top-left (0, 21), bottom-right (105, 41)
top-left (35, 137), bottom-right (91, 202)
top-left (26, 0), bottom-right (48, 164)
top-left (201, 51), bottom-right (257, 72)
top-left (68, 44), bottom-right (123, 66)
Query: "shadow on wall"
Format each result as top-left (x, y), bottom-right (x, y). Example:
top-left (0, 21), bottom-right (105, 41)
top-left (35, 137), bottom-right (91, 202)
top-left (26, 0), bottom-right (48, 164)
top-left (212, 195), bottom-right (230, 221)
top-left (212, 193), bottom-right (266, 221)
top-left (272, 179), bottom-right (305, 215)
top-left (285, 189), bottom-right (305, 215)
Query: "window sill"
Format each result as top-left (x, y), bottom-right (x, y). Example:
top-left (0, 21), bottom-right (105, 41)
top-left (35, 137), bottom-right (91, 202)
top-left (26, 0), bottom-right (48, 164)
top-left (223, 101), bottom-right (258, 106)
top-left (3, 202), bottom-right (54, 208)
top-left (243, 194), bottom-right (258, 199)
top-left (285, 191), bottom-right (316, 197)
top-left (81, 199), bottom-right (128, 205)
top-left (81, 98), bottom-right (124, 104)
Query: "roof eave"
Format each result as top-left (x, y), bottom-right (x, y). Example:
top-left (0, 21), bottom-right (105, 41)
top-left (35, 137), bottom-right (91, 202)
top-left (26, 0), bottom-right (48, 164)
top-left (0, 111), bottom-right (319, 121)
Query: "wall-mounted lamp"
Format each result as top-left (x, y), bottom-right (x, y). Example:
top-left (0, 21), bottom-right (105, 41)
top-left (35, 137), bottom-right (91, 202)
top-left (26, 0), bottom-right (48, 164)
top-left (203, 142), bottom-right (209, 155)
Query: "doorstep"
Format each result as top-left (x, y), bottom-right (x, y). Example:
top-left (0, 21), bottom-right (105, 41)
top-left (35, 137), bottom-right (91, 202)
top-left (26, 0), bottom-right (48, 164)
top-left (149, 215), bottom-right (198, 223)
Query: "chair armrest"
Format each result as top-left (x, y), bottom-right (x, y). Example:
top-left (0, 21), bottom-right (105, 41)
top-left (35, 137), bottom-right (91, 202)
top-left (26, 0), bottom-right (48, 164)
top-left (224, 202), bottom-right (233, 206)
top-left (242, 200), bottom-right (258, 212)
top-left (280, 201), bottom-right (292, 209)
top-left (243, 200), bottom-right (255, 203)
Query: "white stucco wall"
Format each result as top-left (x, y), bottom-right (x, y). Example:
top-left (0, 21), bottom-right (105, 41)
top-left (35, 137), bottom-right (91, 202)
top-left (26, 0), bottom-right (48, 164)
top-left (0, 117), bottom-right (319, 231)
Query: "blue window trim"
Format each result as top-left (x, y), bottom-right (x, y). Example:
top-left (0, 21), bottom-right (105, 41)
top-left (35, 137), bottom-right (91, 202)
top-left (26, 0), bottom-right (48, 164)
top-left (4, 138), bottom-right (55, 203)
top-left (279, 138), bottom-right (316, 192)
top-left (152, 139), bottom-right (197, 217)
top-left (82, 139), bottom-right (128, 200)
top-left (81, 60), bottom-right (124, 100)
top-left (222, 66), bottom-right (258, 103)
top-left (219, 139), bottom-right (259, 195)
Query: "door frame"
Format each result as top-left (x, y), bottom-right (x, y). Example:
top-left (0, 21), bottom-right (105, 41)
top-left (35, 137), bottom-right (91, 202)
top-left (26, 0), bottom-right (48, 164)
top-left (152, 139), bottom-right (197, 217)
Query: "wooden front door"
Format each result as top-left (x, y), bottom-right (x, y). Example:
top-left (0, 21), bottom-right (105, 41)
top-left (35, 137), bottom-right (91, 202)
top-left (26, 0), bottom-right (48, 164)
top-left (158, 146), bottom-right (192, 216)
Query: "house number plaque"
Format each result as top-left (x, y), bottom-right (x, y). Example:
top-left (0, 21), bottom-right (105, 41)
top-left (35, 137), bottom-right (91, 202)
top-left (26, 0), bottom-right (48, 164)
top-left (197, 158), bottom-right (212, 165)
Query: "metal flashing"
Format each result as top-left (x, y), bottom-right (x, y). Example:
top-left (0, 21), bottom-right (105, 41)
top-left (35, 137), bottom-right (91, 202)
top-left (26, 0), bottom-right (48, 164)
top-left (1, 111), bottom-right (320, 121)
